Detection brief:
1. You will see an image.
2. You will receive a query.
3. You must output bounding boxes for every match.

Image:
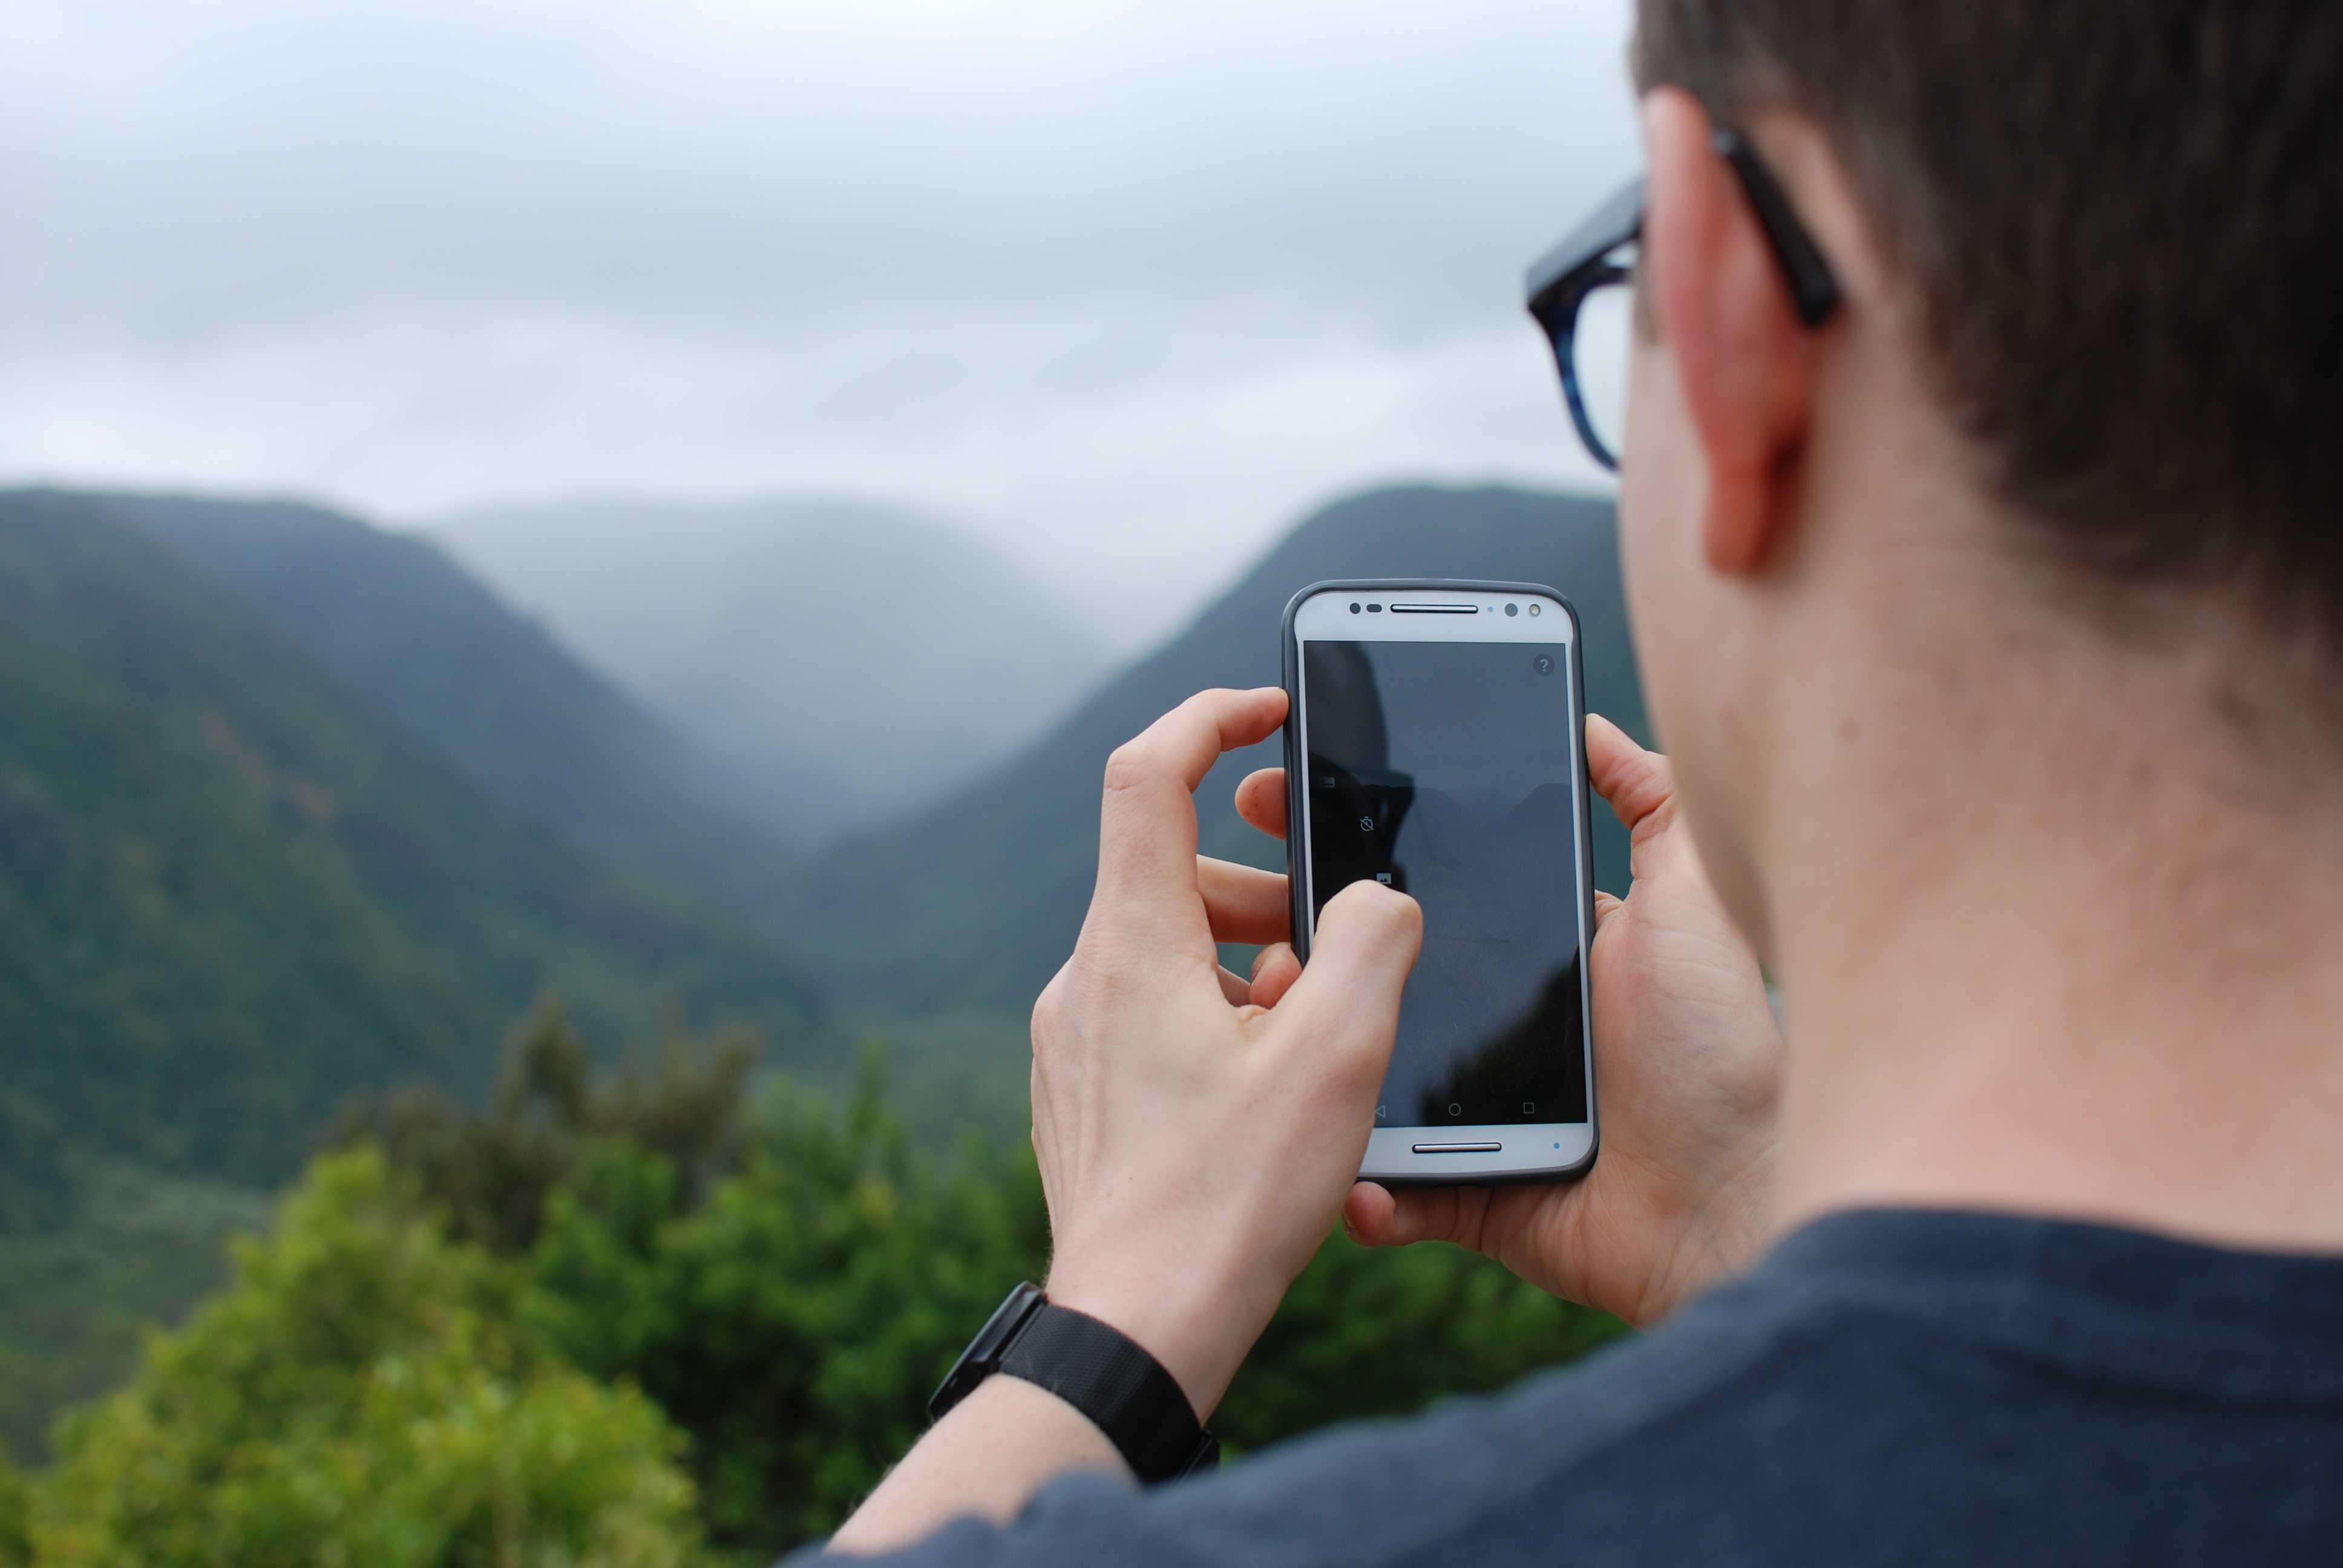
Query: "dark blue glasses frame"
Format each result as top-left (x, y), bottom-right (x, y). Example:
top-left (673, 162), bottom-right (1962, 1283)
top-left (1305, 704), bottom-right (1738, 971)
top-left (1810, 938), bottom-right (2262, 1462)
top-left (1522, 127), bottom-right (1843, 471)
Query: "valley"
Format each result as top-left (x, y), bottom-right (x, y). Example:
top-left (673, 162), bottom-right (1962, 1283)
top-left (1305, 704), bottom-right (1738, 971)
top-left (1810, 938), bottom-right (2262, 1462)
top-left (0, 479), bottom-right (1641, 1462)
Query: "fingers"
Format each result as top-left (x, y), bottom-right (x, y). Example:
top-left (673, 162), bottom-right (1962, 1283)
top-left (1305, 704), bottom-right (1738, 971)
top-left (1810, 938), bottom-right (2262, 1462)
top-left (1092, 688), bottom-right (1288, 931)
top-left (1248, 942), bottom-right (1300, 1010)
top-left (1215, 965), bottom-right (1253, 1007)
top-left (1343, 1181), bottom-right (1402, 1243)
top-left (1594, 890), bottom-right (1625, 932)
top-left (1234, 767), bottom-right (1287, 840)
top-left (1197, 857), bottom-right (1289, 945)
top-left (1585, 714), bottom-right (1677, 845)
top-left (1270, 880), bottom-right (1421, 1086)
top-left (1343, 1182), bottom-right (1489, 1252)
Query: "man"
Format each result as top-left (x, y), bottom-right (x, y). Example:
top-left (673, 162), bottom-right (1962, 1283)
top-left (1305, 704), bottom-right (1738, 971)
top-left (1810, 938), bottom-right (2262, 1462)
top-left (821, 3), bottom-right (2343, 1561)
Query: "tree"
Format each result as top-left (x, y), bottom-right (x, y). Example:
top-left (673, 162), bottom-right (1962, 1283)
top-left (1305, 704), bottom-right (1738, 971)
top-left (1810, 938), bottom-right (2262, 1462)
top-left (216, 1012), bottom-right (1627, 1560)
top-left (330, 999), bottom-right (759, 1253)
top-left (28, 1150), bottom-right (704, 1568)
top-left (520, 1056), bottom-right (1048, 1549)
top-left (515, 1051), bottom-right (1624, 1553)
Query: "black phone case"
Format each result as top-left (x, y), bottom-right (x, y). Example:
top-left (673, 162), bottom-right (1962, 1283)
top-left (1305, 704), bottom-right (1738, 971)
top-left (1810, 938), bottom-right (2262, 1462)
top-left (1279, 578), bottom-right (1600, 1185)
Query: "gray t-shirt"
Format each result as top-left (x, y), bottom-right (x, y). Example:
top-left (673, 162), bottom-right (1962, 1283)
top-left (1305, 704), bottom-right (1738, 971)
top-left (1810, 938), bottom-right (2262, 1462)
top-left (810, 1208), bottom-right (2343, 1565)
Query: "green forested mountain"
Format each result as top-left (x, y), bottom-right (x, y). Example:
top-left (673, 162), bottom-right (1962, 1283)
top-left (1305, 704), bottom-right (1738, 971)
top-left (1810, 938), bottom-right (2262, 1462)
top-left (0, 488), bottom-right (823, 1214)
top-left (0, 480), bottom-right (1636, 1471)
top-left (99, 491), bottom-right (798, 914)
top-left (0, 480), bottom-right (1632, 1201)
top-left (0, 489), bottom-right (835, 1458)
top-left (805, 483), bottom-right (1642, 1022)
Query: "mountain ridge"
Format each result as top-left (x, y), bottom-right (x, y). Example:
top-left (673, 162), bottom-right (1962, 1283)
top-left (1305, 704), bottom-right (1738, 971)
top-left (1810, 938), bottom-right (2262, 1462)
top-left (0, 488), bottom-right (825, 1210)
top-left (103, 489), bottom-right (798, 915)
top-left (432, 495), bottom-right (1109, 841)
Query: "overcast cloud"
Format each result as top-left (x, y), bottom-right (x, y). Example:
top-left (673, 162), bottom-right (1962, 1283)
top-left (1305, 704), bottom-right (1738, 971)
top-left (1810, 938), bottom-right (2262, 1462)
top-left (1, 0), bottom-right (1638, 646)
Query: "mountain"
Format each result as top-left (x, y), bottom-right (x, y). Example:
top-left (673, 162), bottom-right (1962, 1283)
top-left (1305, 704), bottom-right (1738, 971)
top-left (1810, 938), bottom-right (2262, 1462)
top-left (105, 491), bottom-right (796, 916)
top-left (0, 479), bottom-right (1634, 1460)
top-left (0, 489), bottom-right (825, 1217)
top-left (804, 483), bottom-right (1643, 1021)
top-left (430, 497), bottom-right (1109, 843)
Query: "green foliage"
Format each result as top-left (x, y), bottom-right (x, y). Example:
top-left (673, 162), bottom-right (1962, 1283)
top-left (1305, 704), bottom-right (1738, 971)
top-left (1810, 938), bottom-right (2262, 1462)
top-left (28, 1150), bottom-right (704, 1568)
top-left (0, 625), bottom-right (489, 1200)
top-left (0, 1168), bottom-right (269, 1465)
top-left (13, 1016), bottom-right (1622, 1563)
top-left (1227, 1230), bottom-right (1624, 1452)
top-left (0, 1452), bottom-right (28, 1568)
top-left (516, 1075), bottom-right (1620, 1554)
top-left (330, 1000), bottom-right (759, 1254)
top-left (394, 1030), bottom-right (1617, 1555)
top-left (519, 1067), bottom-right (1050, 1549)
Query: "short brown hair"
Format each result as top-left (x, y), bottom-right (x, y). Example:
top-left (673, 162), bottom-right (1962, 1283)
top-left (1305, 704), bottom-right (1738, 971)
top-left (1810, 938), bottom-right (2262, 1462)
top-left (1636, 2), bottom-right (2343, 641)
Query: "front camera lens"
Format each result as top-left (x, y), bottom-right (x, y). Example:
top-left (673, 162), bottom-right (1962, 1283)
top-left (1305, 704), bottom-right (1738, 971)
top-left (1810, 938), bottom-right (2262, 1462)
top-left (1504, 603), bottom-right (1519, 618)
top-left (1349, 602), bottom-right (1361, 614)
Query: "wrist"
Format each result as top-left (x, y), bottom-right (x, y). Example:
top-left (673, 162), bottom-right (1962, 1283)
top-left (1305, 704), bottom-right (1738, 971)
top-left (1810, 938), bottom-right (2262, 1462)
top-left (1044, 1254), bottom-right (1274, 1420)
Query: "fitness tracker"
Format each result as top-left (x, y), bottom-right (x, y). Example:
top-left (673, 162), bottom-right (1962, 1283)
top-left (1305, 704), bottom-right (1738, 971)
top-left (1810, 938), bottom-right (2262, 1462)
top-left (928, 1282), bottom-right (1220, 1484)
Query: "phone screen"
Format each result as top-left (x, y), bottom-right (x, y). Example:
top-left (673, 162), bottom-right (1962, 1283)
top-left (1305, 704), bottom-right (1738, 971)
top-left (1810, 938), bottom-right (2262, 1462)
top-left (1301, 638), bottom-right (1588, 1129)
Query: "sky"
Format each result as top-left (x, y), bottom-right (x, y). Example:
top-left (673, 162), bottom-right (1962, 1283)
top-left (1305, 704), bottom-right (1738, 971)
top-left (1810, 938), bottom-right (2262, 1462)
top-left (1, 0), bottom-right (1639, 648)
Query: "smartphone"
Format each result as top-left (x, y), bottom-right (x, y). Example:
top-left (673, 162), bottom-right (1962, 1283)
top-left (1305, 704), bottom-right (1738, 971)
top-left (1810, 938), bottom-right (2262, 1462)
top-left (1280, 580), bottom-right (1598, 1184)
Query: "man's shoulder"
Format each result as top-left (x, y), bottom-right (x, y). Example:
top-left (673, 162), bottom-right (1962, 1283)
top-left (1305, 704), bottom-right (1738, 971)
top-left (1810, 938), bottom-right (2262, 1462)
top-left (1101, 1259), bottom-right (1896, 1566)
top-left (842, 1210), bottom-right (2343, 1567)
top-left (853, 1259), bottom-right (1878, 1567)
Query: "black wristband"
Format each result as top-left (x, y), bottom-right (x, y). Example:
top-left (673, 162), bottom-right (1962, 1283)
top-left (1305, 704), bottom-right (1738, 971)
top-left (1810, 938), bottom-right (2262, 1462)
top-left (999, 1301), bottom-right (1218, 1483)
top-left (929, 1284), bottom-right (1219, 1485)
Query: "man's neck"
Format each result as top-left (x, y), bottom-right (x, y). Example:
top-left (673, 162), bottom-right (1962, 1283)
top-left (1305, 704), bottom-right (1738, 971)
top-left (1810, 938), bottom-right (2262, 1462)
top-left (1763, 624), bottom-right (2343, 1256)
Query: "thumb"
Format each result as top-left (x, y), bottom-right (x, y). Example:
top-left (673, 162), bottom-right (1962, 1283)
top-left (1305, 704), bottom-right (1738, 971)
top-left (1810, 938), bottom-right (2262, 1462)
top-left (1343, 1181), bottom-right (1490, 1253)
top-left (1272, 879), bottom-right (1422, 1086)
top-left (1585, 713), bottom-right (1678, 847)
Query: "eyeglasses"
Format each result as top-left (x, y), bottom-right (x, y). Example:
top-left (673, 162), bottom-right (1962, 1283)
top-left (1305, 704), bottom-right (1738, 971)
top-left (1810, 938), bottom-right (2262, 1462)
top-left (1522, 127), bottom-right (1844, 472)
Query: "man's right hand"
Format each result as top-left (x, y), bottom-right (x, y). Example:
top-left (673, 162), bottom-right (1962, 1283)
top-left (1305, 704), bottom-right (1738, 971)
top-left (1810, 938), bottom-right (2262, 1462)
top-left (1235, 714), bottom-right (1783, 1328)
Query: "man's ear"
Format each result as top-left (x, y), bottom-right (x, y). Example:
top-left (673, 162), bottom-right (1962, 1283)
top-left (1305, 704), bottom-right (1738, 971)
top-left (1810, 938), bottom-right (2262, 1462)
top-left (1643, 88), bottom-right (1817, 577)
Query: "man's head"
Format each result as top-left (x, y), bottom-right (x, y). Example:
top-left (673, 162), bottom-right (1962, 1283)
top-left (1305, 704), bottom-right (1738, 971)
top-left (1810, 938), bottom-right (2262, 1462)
top-left (1611, 1), bottom-right (2343, 956)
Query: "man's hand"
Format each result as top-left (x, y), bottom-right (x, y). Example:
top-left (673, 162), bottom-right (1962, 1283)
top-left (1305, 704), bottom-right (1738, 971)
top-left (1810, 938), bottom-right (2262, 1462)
top-left (830, 700), bottom-right (1757, 1554)
top-left (1236, 714), bottom-right (1783, 1328)
top-left (831, 688), bottom-right (1420, 1555)
top-left (1034, 686), bottom-right (1423, 1417)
